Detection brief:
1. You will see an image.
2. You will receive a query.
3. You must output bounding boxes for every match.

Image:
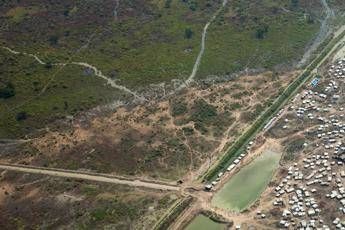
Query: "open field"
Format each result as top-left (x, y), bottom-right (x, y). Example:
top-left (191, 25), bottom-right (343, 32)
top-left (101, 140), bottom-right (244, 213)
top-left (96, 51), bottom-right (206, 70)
top-left (0, 0), bottom-right (220, 87)
top-left (0, 0), bottom-right (338, 142)
top-left (0, 49), bottom-right (125, 138)
top-left (0, 0), bottom-right (327, 87)
top-left (198, 0), bottom-right (322, 78)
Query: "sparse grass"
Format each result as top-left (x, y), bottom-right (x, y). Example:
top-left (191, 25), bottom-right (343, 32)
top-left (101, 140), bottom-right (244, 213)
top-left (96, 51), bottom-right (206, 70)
top-left (0, 173), bottom-right (179, 229)
top-left (171, 99), bottom-right (188, 117)
top-left (5, 6), bottom-right (40, 23)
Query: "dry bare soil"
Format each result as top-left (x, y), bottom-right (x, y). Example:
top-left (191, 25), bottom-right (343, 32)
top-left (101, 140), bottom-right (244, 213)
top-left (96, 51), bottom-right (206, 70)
top-left (2, 71), bottom-right (296, 181)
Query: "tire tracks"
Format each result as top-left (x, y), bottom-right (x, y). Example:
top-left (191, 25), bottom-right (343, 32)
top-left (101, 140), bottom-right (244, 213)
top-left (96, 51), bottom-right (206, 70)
top-left (0, 163), bottom-right (179, 191)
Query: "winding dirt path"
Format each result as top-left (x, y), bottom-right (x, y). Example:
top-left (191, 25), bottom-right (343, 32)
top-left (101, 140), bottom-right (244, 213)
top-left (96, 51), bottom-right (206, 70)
top-left (175, 0), bottom-right (228, 91)
top-left (0, 163), bottom-right (179, 191)
top-left (298, 0), bottom-right (334, 67)
top-left (3, 0), bottom-right (229, 99)
top-left (1, 46), bottom-right (145, 101)
top-left (71, 62), bottom-right (145, 101)
top-left (113, 0), bottom-right (120, 20)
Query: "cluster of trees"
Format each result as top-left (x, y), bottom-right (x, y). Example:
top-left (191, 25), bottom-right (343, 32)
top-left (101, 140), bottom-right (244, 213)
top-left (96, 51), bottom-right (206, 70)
top-left (48, 35), bottom-right (59, 46)
top-left (166, 0), bottom-right (215, 11)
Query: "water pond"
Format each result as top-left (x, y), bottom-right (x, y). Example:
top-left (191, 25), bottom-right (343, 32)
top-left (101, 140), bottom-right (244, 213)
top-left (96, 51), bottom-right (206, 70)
top-left (185, 214), bottom-right (227, 230)
top-left (212, 150), bottom-right (281, 212)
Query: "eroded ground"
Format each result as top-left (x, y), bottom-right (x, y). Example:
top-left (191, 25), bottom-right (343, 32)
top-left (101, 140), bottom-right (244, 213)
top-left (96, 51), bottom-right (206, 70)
top-left (1, 71), bottom-right (296, 181)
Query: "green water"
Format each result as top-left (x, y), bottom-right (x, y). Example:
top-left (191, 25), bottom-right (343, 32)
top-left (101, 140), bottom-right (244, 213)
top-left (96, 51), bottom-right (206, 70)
top-left (212, 150), bottom-right (281, 212)
top-left (185, 215), bottom-right (227, 230)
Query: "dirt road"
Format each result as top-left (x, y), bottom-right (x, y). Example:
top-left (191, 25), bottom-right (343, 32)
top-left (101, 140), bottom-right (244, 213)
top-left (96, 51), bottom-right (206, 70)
top-left (0, 164), bottom-right (180, 191)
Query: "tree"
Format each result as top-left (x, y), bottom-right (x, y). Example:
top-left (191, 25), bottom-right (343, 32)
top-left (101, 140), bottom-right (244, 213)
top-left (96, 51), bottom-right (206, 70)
top-left (16, 111), bottom-right (28, 121)
top-left (290, 0), bottom-right (299, 9)
top-left (0, 83), bottom-right (15, 99)
top-left (255, 24), bottom-right (269, 39)
top-left (189, 1), bottom-right (197, 11)
top-left (164, 0), bottom-right (172, 8)
top-left (306, 14), bottom-right (314, 24)
top-left (48, 35), bottom-right (59, 46)
top-left (45, 61), bottom-right (53, 69)
top-left (184, 28), bottom-right (193, 39)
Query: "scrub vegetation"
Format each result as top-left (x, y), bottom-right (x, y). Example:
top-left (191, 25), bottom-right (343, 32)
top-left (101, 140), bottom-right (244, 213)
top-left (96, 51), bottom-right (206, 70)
top-left (0, 72), bottom-right (294, 180)
top-left (0, 171), bottom-right (179, 229)
top-left (198, 0), bottom-right (322, 78)
top-left (0, 0), bottom-right (333, 139)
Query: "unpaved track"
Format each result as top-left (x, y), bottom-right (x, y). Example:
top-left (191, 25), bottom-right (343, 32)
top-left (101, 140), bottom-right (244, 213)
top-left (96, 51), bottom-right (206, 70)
top-left (0, 164), bottom-right (179, 191)
top-left (71, 61), bottom-right (145, 101)
top-left (3, 0), bottom-right (229, 98)
top-left (1, 46), bottom-right (145, 101)
top-left (175, 0), bottom-right (228, 92)
top-left (113, 0), bottom-right (120, 20)
top-left (298, 0), bottom-right (334, 67)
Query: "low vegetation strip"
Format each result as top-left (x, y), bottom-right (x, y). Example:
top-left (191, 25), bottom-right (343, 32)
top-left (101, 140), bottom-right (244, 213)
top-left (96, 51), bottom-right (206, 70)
top-left (0, 163), bottom-right (179, 191)
top-left (203, 28), bottom-right (345, 182)
top-left (153, 196), bottom-right (194, 230)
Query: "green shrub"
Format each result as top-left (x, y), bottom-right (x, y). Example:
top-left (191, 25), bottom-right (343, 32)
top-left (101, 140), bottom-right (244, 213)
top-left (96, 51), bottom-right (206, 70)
top-left (164, 0), bottom-right (172, 8)
top-left (171, 100), bottom-right (188, 116)
top-left (0, 82), bottom-right (15, 99)
top-left (190, 99), bottom-right (217, 123)
top-left (184, 28), bottom-right (193, 39)
top-left (15, 111), bottom-right (28, 121)
top-left (285, 138), bottom-right (305, 154)
top-left (255, 24), bottom-right (269, 39)
top-left (182, 127), bottom-right (194, 135)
